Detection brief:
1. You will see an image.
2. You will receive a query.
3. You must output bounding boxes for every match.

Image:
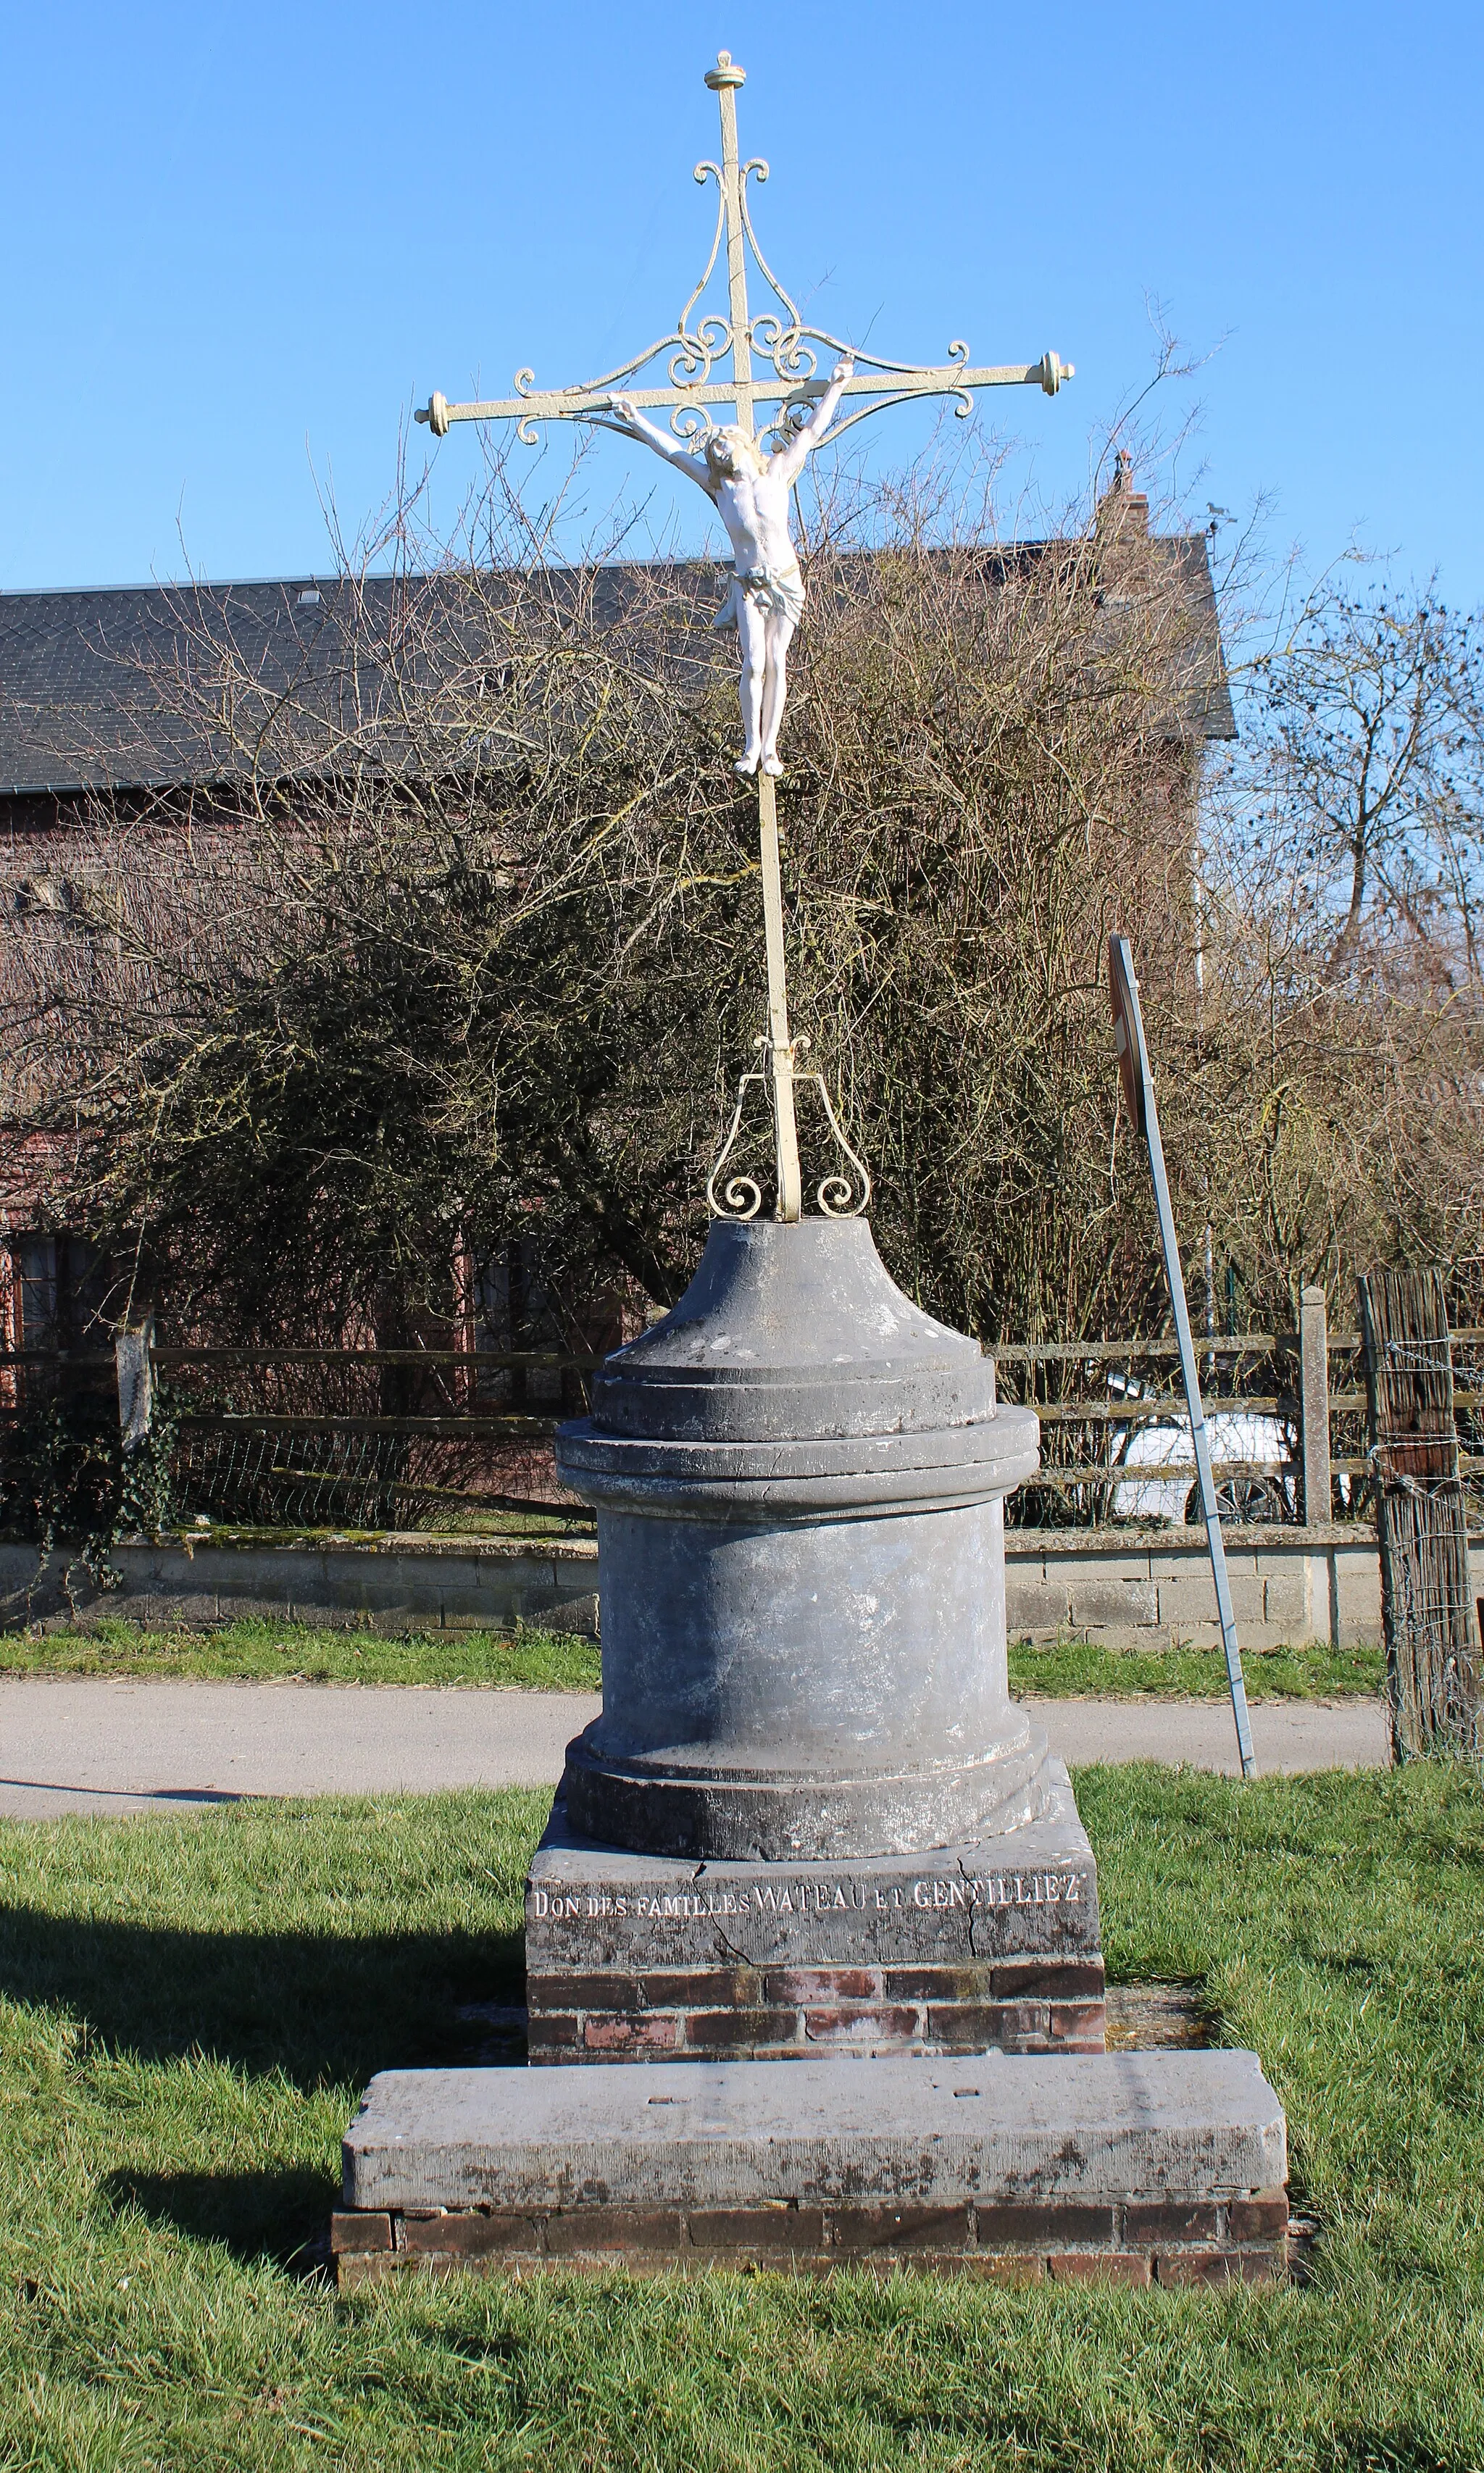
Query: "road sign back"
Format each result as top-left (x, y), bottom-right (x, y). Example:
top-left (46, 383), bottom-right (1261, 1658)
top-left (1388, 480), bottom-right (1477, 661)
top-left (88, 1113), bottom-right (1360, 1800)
top-left (1108, 933), bottom-right (1148, 1137)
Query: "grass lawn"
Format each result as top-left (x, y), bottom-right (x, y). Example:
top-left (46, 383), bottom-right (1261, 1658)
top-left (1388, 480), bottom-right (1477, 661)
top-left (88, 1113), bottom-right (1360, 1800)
top-left (1007, 1633), bottom-right (1384, 1700)
top-left (0, 1615), bottom-right (1382, 1699)
top-left (1, 1766), bottom-right (1481, 2468)
top-left (0, 1615), bottom-right (602, 1691)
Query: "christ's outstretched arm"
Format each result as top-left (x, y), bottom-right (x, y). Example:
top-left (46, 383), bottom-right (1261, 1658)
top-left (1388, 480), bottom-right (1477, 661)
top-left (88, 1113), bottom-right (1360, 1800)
top-left (603, 398), bottom-right (712, 489)
top-left (770, 356), bottom-right (854, 485)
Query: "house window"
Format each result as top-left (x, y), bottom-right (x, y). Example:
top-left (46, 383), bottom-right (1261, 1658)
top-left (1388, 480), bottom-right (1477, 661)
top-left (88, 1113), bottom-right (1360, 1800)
top-left (17, 1236), bottom-right (59, 1346)
top-left (9, 1235), bottom-right (107, 1349)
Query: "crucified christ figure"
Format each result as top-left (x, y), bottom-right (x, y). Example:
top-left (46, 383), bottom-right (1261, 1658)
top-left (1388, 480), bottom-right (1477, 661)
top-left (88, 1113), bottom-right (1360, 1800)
top-left (606, 356), bottom-right (854, 777)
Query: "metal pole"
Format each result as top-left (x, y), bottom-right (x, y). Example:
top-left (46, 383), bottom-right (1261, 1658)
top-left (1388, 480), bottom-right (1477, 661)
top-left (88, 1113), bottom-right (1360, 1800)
top-left (1110, 938), bottom-right (1255, 1777)
top-left (757, 774), bottom-right (802, 1222)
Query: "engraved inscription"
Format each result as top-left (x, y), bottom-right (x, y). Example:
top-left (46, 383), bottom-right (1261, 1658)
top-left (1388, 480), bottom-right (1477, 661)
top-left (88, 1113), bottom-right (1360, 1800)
top-left (911, 1872), bottom-right (1080, 1910)
top-left (529, 1870), bottom-right (1089, 1925)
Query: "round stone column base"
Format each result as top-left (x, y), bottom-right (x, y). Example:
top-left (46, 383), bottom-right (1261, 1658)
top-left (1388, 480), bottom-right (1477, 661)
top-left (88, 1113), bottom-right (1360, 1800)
top-left (564, 1717), bottom-right (1054, 1861)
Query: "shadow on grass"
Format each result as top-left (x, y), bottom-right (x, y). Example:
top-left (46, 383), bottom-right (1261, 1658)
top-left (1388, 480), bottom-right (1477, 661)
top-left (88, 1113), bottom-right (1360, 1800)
top-left (0, 1909), bottom-right (526, 2088)
top-left (105, 2164), bottom-right (341, 2275)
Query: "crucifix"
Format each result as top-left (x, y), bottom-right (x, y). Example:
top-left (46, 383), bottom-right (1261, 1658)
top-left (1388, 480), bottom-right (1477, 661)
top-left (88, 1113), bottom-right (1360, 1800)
top-left (417, 51), bottom-right (1074, 1224)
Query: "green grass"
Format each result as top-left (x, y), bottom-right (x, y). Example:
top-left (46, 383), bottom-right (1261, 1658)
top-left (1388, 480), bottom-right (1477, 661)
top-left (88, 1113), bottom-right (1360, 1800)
top-left (0, 1617), bottom-right (1380, 1701)
top-left (184, 1514), bottom-right (593, 1542)
top-left (1007, 1633), bottom-right (1385, 1700)
top-left (0, 1614), bottom-right (602, 1690)
top-left (1, 1767), bottom-right (1482, 2468)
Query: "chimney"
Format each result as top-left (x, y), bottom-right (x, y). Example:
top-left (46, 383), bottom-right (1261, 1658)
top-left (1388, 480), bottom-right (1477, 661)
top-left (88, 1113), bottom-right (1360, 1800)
top-left (1096, 449), bottom-right (1149, 538)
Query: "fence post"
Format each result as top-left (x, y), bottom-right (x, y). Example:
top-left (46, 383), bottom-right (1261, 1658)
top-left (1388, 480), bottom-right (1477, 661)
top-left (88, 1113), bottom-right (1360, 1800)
top-left (1359, 1268), bottom-right (1479, 1759)
top-left (1300, 1285), bottom-right (1331, 1527)
top-left (115, 1318), bottom-right (154, 1451)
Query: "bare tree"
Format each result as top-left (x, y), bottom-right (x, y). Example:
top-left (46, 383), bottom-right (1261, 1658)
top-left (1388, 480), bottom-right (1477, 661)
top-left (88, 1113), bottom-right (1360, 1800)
top-left (17, 454), bottom-right (1478, 1361)
top-left (1196, 574), bottom-right (1484, 1321)
top-left (1249, 579), bottom-right (1484, 983)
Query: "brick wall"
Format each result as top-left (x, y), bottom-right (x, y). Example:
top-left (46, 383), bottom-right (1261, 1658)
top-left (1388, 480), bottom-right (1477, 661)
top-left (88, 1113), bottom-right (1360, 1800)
top-left (525, 1954), bottom-right (1105, 2064)
top-left (333, 2183), bottom-right (1288, 2286)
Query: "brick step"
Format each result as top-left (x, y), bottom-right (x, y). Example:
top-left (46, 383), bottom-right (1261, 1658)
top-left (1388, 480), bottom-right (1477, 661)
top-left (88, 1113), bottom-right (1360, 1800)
top-left (335, 2049), bottom-right (1287, 2286)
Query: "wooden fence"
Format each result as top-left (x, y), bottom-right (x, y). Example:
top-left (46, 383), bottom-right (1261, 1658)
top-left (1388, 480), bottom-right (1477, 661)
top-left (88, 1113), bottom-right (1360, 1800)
top-left (4, 1293), bottom-right (1483, 1532)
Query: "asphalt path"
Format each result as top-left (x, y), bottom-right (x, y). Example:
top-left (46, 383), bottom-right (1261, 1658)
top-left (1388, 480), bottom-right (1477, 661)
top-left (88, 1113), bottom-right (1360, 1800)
top-left (0, 1678), bottom-right (1390, 1818)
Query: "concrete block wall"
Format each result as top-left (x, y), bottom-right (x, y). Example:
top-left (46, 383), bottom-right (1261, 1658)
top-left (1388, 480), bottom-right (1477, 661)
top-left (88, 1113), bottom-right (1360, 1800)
top-left (0, 1533), bottom-right (599, 1638)
top-left (1004, 1525), bottom-right (1420, 1653)
top-left (3, 1521), bottom-right (1452, 1653)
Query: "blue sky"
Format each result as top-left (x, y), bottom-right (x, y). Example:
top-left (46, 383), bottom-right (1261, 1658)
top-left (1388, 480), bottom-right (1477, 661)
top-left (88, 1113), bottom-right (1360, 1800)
top-left (5, 0), bottom-right (1480, 605)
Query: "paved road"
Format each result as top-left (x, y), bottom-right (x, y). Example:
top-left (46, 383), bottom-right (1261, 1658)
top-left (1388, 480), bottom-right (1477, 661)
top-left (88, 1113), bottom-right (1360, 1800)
top-left (0, 1677), bottom-right (1389, 1819)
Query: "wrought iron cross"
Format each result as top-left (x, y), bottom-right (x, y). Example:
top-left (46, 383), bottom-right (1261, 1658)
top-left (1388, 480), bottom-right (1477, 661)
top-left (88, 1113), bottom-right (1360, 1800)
top-left (417, 51), bottom-right (1075, 1224)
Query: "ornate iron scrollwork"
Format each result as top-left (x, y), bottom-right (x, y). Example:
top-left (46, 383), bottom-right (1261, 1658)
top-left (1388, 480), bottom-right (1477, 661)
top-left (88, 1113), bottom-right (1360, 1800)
top-left (707, 1036), bottom-right (871, 1223)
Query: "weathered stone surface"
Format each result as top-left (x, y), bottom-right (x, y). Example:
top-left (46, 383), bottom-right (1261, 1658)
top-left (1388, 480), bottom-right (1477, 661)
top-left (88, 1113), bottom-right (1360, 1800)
top-left (554, 1217), bottom-right (1051, 1859)
top-left (524, 1771), bottom-right (1104, 2061)
top-left (343, 2049), bottom-right (1288, 2217)
top-left (526, 1775), bottom-right (1099, 1973)
top-left (582, 1217), bottom-right (1002, 1446)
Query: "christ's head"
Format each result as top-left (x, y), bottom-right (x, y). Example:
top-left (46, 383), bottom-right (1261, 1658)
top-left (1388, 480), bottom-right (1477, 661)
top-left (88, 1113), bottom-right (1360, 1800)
top-left (704, 424), bottom-right (765, 482)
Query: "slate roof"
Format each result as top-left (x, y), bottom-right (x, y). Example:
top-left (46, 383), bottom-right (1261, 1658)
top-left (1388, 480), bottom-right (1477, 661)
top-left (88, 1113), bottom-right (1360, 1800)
top-left (0, 541), bottom-right (1233, 801)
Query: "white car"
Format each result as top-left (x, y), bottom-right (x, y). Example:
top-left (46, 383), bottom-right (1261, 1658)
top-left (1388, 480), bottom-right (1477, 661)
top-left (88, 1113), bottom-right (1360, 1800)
top-left (1110, 1408), bottom-right (1296, 1524)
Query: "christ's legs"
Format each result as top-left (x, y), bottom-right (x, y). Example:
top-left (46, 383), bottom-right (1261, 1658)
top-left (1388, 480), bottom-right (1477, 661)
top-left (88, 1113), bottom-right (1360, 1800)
top-left (735, 594), bottom-right (767, 775)
top-left (759, 612), bottom-right (796, 775)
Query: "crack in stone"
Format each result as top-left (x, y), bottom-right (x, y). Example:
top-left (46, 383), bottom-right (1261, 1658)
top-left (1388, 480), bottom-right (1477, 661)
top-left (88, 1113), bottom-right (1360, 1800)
top-left (959, 1854), bottom-right (984, 1959)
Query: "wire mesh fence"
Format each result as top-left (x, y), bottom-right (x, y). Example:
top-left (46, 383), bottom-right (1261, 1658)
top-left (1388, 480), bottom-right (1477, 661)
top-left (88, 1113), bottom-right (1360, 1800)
top-left (1359, 1268), bottom-right (1480, 1759)
top-left (155, 1345), bottom-right (600, 1532)
top-left (172, 1422), bottom-right (591, 1533)
top-left (0, 1346), bottom-right (597, 1540)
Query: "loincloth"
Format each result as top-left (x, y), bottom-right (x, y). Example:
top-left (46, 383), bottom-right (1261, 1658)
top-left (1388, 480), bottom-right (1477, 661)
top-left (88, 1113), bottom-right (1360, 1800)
top-left (712, 561), bottom-right (805, 631)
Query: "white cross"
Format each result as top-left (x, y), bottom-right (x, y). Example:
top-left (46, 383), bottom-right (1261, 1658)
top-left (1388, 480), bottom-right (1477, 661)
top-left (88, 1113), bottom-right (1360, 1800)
top-left (417, 54), bottom-right (1074, 1225)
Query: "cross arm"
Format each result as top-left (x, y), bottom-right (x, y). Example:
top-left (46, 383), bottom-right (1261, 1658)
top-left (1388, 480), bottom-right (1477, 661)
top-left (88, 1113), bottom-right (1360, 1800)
top-left (416, 353), bottom-right (1072, 443)
top-left (764, 351), bottom-right (1072, 448)
top-left (835, 350), bottom-right (1070, 398)
top-left (416, 382), bottom-right (741, 439)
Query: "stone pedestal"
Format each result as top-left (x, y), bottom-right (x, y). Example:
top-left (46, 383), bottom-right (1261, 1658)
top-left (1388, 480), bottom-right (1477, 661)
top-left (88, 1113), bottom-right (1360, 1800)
top-left (525, 1768), bottom-right (1104, 2062)
top-left (533, 1214), bottom-right (1105, 2057)
top-left (333, 2051), bottom-right (1289, 2286)
top-left (330, 1218), bottom-right (1291, 2288)
top-left (527, 1206), bottom-right (1108, 2057)
top-left (554, 1216), bottom-right (1053, 1861)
